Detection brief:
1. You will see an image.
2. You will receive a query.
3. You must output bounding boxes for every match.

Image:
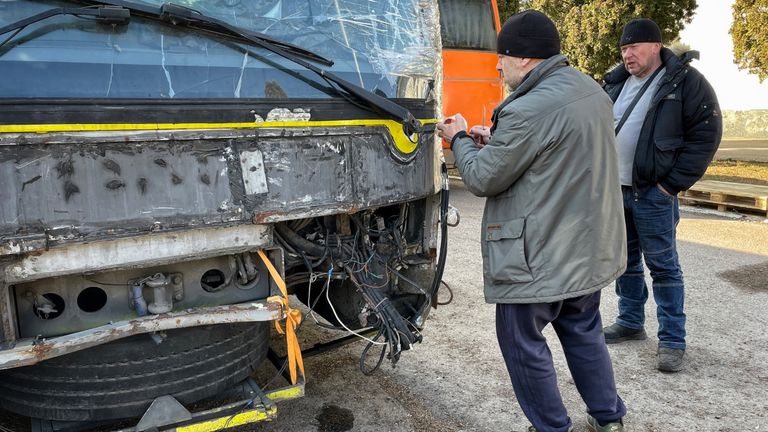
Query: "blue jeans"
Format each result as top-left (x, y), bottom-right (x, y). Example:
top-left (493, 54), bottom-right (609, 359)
top-left (616, 185), bottom-right (686, 350)
top-left (496, 292), bottom-right (626, 432)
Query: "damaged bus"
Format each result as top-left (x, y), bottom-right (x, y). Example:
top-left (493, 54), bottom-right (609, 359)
top-left (0, 0), bottom-right (448, 429)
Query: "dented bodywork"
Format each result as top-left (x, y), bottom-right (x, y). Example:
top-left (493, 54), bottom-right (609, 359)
top-left (0, 300), bottom-right (284, 369)
top-left (0, 121), bottom-right (438, 256)
top-left (0, 0), bottom-right (445, 424)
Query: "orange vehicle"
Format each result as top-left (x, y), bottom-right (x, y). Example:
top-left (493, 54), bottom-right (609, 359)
top-left (439, 0), bottom-right (504, 150)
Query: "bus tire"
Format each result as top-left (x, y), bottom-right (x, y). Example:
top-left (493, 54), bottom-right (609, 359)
top-left (0, 322), bottom-right (268, 422)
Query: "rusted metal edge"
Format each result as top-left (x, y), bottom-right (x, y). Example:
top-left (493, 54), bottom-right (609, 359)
top-left (3, 224), bottom-right (272, 282)
top-left (0, 277), bottom-right (16, 343)
top-left (0, 300), bottom-right (284, 370)
top-left (0, 235), bottom-right (47, 256)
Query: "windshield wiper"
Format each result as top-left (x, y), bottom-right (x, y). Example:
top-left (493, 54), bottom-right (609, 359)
top-left (0, 2), bottom-right (332, 67)
top-left (0, 6), bottom-right (130, 49)
top-left (70, 0), bottom-right (336, 66)
top-left (75, 1), bottom-right (424, 137)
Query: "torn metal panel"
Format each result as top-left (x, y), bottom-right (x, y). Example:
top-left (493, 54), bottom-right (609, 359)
top-left (0, 300), bottom-right (283, 370)
top-left (3, 224), bottom-right (271, 283)
top-left (265, 108), bottom-right (312, 122)
top-left (0, 235), bottom-right (46, 256)
top-left (1, 125), bottom-right (436, 252)
top-left (246, 126), bottom-right (436, 219)
top-left (0, 139), bottom-right (243, 244)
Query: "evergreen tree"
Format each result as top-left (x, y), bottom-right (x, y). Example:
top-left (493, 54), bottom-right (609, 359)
top-left (495, 0), bottom-right (697, 78)
top-left (731, 0), bottom-right (768, 82)
top-left (497, 0), bottom-right (521, 22)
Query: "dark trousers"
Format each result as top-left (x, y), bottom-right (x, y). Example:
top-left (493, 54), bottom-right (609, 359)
top-left (496, 291), bottom-right (625, 432)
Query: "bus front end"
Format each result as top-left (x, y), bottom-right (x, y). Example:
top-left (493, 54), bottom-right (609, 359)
top-left (0, 0), bottom-right (445, 426)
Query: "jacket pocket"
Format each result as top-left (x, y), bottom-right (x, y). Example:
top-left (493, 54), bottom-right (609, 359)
top-left (485, 218), bottom-right (534, 283)
top-left (654, 136), bottom-right (684, 180)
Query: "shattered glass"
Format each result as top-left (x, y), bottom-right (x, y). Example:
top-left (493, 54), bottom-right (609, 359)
top-left (0, 0), bottom-right (440, 99)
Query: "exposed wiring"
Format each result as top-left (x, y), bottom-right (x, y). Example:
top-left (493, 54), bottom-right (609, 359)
top-left (325, 268), bottom-right (387, 346)
top-left (83, 276), bottom-right (131, 286)
top-left (222, 398), bottom-right (254, 430)
top-left (274, 207), bottom-right (429, 374)
top-left (305, 272), bottom-right (324, 325)
top-left (302, 270), bottom-right (346, 331)
top-left (359, 330), bottom-right (387, 375)
top-left (261, 358), bottom-right (289, 391)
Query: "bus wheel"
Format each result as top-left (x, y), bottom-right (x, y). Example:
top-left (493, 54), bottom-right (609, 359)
top-left (0, 322), bottom-right (269, 421)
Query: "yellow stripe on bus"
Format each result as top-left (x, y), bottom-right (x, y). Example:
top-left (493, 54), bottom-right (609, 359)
top-left (176, 406), bottom-right (278, 432)
top-left (0, 119), bottom-right (438, 155)
top-left (264, 384), bottom-right (305, 402)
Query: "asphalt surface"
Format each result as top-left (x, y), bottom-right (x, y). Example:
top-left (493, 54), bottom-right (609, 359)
top-left (2, 180), bottom-right (767, 431)
top-left (715, 138), bottom-right (768, 162)
top-left (250, 180), bottom-right (768, 432)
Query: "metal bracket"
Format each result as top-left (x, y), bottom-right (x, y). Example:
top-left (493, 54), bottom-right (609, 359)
top-left (135, 396), bottom-right (192, 431)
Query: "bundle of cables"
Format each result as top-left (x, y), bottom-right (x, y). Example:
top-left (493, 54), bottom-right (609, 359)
top-left (275, 215), bottom-right (422, 374)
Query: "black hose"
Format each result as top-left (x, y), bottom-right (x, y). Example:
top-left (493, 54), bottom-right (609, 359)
top-left (436, 280), bottom-right (454, 306)
top-left (419, 163), bottom-right (450, 317)
top-left (275, 223), bottom-right (326, 257)
top-left (275, 204), bottom-right (436, 371)
top-left (360, 330), bottom-right (387, 375)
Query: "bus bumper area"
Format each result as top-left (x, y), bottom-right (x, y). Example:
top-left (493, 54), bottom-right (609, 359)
top-left (31, 377), bottom-right (305, 432)
top-left (0, 300), bottom-right (284, 370)
top-left (10, 297), bottom-right (304, 432)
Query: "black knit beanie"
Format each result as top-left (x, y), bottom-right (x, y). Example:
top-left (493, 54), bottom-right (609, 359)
top-left (497, 10), bottom-right (560, 59)
top-left (620, 18), bottom-right (662, 46)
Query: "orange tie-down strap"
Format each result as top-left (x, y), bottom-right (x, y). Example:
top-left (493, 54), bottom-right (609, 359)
top-left (257, 250), bottom-right (305, 385)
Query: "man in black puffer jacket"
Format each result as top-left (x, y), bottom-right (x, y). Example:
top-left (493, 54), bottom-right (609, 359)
top-left (602, 18), bottom-right (722, 373)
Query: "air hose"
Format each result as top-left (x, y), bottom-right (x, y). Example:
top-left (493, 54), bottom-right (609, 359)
top-left (418, 162), bottom-right (450, 318)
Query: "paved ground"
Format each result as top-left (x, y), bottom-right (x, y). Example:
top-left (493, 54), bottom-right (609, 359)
top-left (245, 180), bottom-right (768, 432)
top-left (715, 138), bottom-right (768, 162)
top-left (2, 180), bottom-right (766, 431)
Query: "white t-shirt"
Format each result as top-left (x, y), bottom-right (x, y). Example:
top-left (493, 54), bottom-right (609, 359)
top-left (613, 68), bottom-right (666, 186)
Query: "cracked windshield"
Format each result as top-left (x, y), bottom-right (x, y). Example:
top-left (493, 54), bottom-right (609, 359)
top-left (0, 0), bottom-right (439, 99)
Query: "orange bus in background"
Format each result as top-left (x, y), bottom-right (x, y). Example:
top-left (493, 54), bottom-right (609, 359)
top-left (438, 0), bottom-right (504, 151)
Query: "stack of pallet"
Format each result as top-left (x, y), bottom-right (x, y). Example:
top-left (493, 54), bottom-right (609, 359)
top-left (679, 180), bottom-right (768, 217)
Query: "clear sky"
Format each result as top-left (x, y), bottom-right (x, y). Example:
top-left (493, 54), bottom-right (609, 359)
top-left (678, 0), bottom-right (768, 110)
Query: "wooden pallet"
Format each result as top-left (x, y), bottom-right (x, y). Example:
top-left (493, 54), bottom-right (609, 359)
top-left (680, 180), bottom-right (768, 217)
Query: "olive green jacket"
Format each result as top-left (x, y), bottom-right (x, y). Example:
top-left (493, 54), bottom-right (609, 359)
top-left (452, 55), bottom-right (627, 304)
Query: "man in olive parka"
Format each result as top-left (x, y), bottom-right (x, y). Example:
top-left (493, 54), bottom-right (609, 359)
top-left (437, 10), bottom-right (627, 432)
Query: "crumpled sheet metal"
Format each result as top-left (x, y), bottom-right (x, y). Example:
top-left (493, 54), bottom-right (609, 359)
top-left (0, 300), bottom-right (284, 370)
